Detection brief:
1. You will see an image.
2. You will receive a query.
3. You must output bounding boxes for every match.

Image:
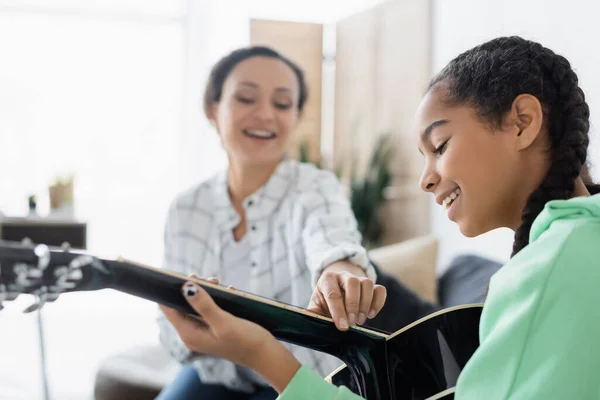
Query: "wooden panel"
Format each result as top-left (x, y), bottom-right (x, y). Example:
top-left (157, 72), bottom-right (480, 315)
top-left (0, 218), bottom-right (87, 249)
top-left (333, 10), bottom-right (377, 178)
top-left (250, 19), bottom-right (323, 163)
top-left (335, 0), bottom-right (432, 245)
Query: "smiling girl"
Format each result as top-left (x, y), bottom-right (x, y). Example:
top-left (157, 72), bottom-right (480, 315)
top-left (161, 36), bottom-right (600, 399)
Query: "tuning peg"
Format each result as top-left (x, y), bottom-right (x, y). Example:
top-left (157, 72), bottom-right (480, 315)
top-left (0, 285), bottom-right (19, 311)
top-left (20, 237), bottom-right (34, 247)
top-left (48, 263), bottom-right (84, 293)
top-left (0, 284), bottom-right (7, 307)
top-left (44, 293), bottom-right (60, 303)
top-left (69, 254), bottom-right (108, 274)
top-left (23, 301), bottom-right (42, 313)
top-left (34, 244), bottom-right (50, 271)
top-left (23, 286), bottom-right (48, 313)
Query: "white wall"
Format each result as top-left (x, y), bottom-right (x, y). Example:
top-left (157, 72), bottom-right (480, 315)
top-left (431, 0), bottom-right (600, 271)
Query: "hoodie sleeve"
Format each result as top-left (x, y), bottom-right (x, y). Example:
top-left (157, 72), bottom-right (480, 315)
top-left (278, 366), bottom-right (364, 400)
top-left (454, 220), bottom-right (600, 399)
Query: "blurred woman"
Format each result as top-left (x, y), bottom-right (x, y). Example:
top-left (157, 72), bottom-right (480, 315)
top-left (156, 46), bottom-right (386, 400)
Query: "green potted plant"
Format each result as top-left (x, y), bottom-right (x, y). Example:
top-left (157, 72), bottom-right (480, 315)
top-left (297, 138), bottom-right (322, 169)
top-left (28, 194), bottom-right (37, 214)
top-left (49, 173), bottom-right (74, 211)
top-left (346, 134), bottom-right (393, 248)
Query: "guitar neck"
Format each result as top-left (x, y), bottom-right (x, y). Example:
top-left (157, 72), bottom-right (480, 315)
top-left (87, 257), bottom-right (388, 359)
top-left (0, 242), bottom-right (392, 399)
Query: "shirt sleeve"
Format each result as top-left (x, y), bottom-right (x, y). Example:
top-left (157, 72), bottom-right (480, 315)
top-left (278, 366), bottom-right (364, 400)
top-left (299, 171), bottom-right (376, 286)
top-left (455, 220), bottom-right (600, 399)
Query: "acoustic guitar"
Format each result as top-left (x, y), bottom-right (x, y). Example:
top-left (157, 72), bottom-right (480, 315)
top-left (0, 240), bottom-right (482, 399)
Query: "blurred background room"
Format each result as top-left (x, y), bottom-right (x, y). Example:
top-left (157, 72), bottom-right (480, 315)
top-left (0, 0), bottom-right (598, 398)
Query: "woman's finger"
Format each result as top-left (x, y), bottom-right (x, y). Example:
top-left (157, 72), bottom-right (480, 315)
top-left (341, 274), bottom-right (360, 326)
top-left (188, 274), bottom-right (219, 285)
top-left (318, 273), bottom-right (348, 330)
top-left (306, 291), bottom-right (327, 316)
top-left (358, 278), bottom-right (375, 325)
top-left (368, 285), bottom-right (387, 319)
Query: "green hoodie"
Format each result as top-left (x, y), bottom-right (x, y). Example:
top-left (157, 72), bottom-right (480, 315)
top-left (278, 193), bottom-right (600, 400)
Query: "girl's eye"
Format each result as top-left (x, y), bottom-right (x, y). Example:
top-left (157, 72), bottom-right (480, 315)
top-left (434, 140), bottom-right (449, 155)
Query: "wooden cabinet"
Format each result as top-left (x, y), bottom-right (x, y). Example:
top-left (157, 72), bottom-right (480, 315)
top-left (250, 18), bottom-right (323, 164)
top-left (335, 0), bottom-right (432, 245)
top-left (0, 217), bottom-right (87, 249)
top-left (249, 1), bottom-right (433, 246)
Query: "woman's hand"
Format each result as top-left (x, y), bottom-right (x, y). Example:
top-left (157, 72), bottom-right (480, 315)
top-left (307, 261), bottom-right (387, 331)
top-left (159, 280), bottom-right (301, 393)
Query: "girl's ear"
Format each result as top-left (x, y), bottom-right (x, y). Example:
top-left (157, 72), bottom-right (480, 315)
top-left (506, 94), bottom-right (544, 151)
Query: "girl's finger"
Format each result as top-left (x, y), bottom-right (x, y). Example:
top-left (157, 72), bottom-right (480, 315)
top-left (159, 305), bottom-right (188, 330)
top-left (182, 282), bottom-right (228, 327)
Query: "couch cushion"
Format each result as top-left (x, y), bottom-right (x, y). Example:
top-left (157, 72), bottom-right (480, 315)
top-left (368, 235), bottom-right (438, 304)
top-left (437, 254), bottom-right (503, 308)
top-left (366, 261), bottom-right (438, 334)
top-left (94, 344), bottom-right (178, 400)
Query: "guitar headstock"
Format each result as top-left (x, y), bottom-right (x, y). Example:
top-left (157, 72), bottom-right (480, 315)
top-left (0, 239), bottom-right (110, 312)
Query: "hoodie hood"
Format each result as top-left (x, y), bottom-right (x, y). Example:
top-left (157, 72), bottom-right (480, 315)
top-left (530, 193), bottom-right (600, 243)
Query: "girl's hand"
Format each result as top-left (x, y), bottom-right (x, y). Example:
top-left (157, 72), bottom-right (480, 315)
top-left (159, 280), bottom-right (301, 392)
top-left (307, 262), bottom-right (387, 331)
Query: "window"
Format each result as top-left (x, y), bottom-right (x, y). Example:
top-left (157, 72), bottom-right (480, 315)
top-left (0, 2), bottom-right (191, 398)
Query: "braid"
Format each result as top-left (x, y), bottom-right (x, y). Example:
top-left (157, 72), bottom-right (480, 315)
top-left (511, 44), bottom-right (590, 256)
top-left (428, 36), bottom-right (595, 257)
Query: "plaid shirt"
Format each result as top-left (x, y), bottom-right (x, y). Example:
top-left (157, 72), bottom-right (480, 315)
top-left (157, 159), bottom-right (376, 392)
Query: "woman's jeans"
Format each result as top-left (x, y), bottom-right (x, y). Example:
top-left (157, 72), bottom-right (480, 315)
top-left (155, 366), bottom-right (278, 400)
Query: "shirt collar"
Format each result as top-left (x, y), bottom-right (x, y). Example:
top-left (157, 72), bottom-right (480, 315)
top-left (212, 159), bottom-right (297, 228)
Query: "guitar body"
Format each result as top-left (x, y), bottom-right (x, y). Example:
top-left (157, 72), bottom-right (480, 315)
top-left (327, 305), bottom-right (481, 399)
top-left (0, 241), bottom-right (482, 400)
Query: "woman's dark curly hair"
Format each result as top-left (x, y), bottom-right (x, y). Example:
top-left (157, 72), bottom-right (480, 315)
top-left (428, 36), bottom-right (600, 257)
top-left (203, 46), bottom-right (308, 118)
